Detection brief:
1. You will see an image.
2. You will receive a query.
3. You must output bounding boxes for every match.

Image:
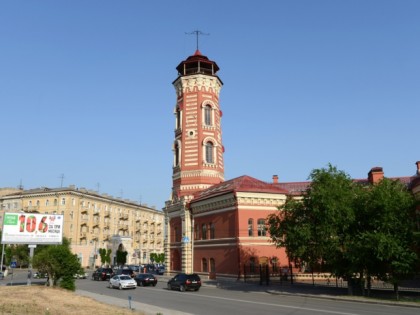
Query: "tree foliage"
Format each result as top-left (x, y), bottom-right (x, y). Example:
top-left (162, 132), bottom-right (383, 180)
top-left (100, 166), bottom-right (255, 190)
top-left (32, 238), bottom-right (82, 291)
top-left (98, 248), bottom-right (112, 266)
top-left (268, 164), bottom-right (418, 297)
top-left (150, 253), bottom-right (164, 264)
top-left (116, 248), bottom-right (127, 266)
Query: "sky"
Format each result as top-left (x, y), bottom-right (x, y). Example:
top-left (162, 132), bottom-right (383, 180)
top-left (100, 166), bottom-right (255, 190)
top-left (1, 1), bottom-right (419, 209)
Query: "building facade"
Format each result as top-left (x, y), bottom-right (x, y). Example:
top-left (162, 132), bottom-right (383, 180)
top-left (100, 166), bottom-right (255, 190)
top-left (0, 186), bottom-right (164, 268)
top-left (163, 50), bottom-right (420, 279)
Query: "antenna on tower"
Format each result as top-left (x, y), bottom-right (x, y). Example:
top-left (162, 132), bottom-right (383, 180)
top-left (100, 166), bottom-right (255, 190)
top-left (185, 30), bottom-right (209, 51)
top-left (59, 174), bottom-right (65, 187)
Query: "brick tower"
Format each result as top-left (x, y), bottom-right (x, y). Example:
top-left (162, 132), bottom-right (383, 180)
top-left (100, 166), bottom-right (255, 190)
top-left (164, 49), bottom-right (224, 273)
top-left (171, 49), bottom-right (225, 201)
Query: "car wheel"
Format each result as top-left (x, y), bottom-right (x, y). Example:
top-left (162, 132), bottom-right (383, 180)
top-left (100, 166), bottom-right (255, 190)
top-left (179, 285), bottom-right (186, 292)
top-left (139, 281), bottom-right (144, 287)
top-left (108, 282), bottom-right (112, 288)
top-left (119, 284), bottom-right (123, 290)
top-left (194, 288), bottom-right (200, 291)
top-left (167, 283), bottom-right (172, 290)
top-left (152, 283), bottom-right (156, 287)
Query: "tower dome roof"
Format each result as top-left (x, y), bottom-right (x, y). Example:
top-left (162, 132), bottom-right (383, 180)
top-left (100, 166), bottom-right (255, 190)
top-left (176, 50), bottom-right (220, 76)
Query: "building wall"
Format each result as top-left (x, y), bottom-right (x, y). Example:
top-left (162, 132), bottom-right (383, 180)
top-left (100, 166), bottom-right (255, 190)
top-left (0, 186), bottom-right (164, 268)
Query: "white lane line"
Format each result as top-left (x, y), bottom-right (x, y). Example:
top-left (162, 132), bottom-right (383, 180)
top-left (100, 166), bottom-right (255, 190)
top-left (186, 293), bottom-right (362, 315)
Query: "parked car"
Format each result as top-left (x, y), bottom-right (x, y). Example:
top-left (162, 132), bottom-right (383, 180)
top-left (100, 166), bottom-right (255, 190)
top-left (0, 271), bottom-right (4, 280)
top-left (108, 275), bottom-right (137, 290)
top-left (92, 268), bottom-right (114, 281)
top-left (115, 268), bottom-right (135, 278)
top-left (167, 273), bottom-right (201, 292)
top-left (156, 266), bottom-right (165, 275)
top-left (134, 273), bottom-right (157, 286)
top-left (74, 271), bottom-right (88, 279)
top-left (33, 271), bottom-right (47, 279)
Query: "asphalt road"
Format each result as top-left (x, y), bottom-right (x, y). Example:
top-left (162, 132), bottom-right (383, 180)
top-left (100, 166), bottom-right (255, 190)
top-left (3, 270), bottom-right (419, 315)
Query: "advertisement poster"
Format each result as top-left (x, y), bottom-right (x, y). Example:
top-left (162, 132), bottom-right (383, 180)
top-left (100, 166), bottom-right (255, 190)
top-left (1, 212), bottom-right (63, 245)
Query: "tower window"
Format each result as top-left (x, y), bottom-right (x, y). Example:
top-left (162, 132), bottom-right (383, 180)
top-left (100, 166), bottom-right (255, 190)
top-left (205, 142), bottom-right (214, 164)
top-left (204, 105), bottom-right (212, 125)
top-left (174, 141), bottom-right (181, 167)
top-left (176, 107), bottom-right (181, 129)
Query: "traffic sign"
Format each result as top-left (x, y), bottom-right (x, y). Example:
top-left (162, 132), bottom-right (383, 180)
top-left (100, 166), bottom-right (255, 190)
top-left (10, 261), bottom-right (17, 268)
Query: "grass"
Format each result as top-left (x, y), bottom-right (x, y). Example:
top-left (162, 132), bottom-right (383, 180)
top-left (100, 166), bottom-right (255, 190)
top-left (0, 286), bottom-right (145, 315)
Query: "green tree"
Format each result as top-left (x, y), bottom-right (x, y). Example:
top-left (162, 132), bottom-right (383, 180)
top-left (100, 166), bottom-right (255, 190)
top-left (98, 248), bottom-right (112, 267)
top-left (354, 178), bottom-right (417, 299)
top-left (116, 248), bottom-right (127, 266)
top-left (268, 164), bottom-right (418, 297)
top-left (32, 238), bottom-right (82, 291)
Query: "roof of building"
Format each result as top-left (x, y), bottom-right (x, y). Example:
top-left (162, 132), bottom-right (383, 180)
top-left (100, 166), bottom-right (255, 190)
top-left (191, 175), bottom-right (289, 203)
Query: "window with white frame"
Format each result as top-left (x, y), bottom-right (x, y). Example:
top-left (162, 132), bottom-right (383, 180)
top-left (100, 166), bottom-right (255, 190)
top-left (204, 105), bottom-right (212, 125)
top-left (257, 218), bottom-right (267, 236)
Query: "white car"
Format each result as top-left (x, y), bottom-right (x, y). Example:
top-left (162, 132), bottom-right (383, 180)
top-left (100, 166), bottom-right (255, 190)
top-left (108, 274), bottom-right (137, 290)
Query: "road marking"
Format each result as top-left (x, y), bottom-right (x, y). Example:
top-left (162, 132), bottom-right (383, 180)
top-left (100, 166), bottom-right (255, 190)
top-left (178, 293), bottom-right (361, 315)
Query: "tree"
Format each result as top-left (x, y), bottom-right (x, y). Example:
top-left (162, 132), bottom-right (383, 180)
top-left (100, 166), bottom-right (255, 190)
top-left (98, 248), bottom-right (112, 266)
top-left (32, 238), bottom-right (82, 291)
top-left (354, 178), bottom-right (417, 299)
top-left (150, 253), bottom-right (164, 264)
top-left (268, 164), bottom-right (418, 297)
top-left (116, 248), bottom-right (127, 266)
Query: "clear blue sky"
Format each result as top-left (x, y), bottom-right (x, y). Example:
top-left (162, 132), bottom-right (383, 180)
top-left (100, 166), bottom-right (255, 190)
top-left (1, 1), bottom-right (419, 209)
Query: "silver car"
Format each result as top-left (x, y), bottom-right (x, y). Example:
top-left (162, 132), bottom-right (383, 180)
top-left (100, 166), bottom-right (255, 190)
top-left (108, 274), bottom-right (137, 290)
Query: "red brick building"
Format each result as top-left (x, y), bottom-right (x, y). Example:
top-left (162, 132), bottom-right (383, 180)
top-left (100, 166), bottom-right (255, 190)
top-left (163, 50), bottom-right (420, 278)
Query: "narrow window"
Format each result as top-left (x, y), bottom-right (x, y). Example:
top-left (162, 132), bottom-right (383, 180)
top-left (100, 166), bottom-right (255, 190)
top-left (210, 258), bottom-right (215, 273)
top-left (61, 197), bottom-right (66, 205)
top-left (204, 105), bottom-right (212, 125)
top-left (209, 223), bottom-right (215, 239)
top-left (202, 258), bottom-right (208, 272)
top-left (194, 225), bottom-right (199, 240)
top-left (257, 218), bottom-right (267, 236)
top-left (176, 107), bottom-right (181, 129)
top-left (46, 199), bottom-right (49, 206)
top-left (54, 199), bottom-right (57, 206)
top-left (174, 142), bottom-right (180, 166)
top-left (248, 219), bottom-right (254, 237)
top-left (205, 142), bottom-right (214, 164)
top-left (202, 224), bottom-right (207, 240)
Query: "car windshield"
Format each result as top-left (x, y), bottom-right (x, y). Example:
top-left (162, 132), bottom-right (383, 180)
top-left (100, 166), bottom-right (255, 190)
top-left (120, 275), bottom-right (131, 280)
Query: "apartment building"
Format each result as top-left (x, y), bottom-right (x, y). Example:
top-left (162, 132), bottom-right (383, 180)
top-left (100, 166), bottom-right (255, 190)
top-left (0, 185), bottom-right (164, 268)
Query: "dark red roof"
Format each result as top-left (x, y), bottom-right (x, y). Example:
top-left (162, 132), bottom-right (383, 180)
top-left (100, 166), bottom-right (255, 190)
top-left (191, 175), bottom-right (289, 203)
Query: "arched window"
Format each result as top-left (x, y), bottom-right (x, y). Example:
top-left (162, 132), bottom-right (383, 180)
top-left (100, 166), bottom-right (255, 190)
top-left (248, 219), bottom-right (254, 237)
top-left (204, 105), bottom-right (212, 125)
top-left (257, 218), bottom-right (267, 236)
top-left (202, 224), bottom-right (207, 240)
top-left (209, 223), bottom-right (215, 239)
top-left (205, 142), bottom-right (214, 164)
top-left (45, 199), bottom-right (49, 206)
top-left (202, 258), bottom-right (208, 272)
top-left (210, 258), bottom-right (215, 272)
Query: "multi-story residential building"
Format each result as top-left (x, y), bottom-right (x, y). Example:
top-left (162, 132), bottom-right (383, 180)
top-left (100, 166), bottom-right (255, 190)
top-left (0, 185), bottom-right (164, 268)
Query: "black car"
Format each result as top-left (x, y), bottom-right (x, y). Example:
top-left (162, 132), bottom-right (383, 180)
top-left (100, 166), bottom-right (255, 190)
top-left (167, 273), bottom-right (201, 292)
top-left (134, 273), bottom-right (157, 286)
top-left (92, 268), bottom-right (114, 281)
top-left (115, 268), bottom-right (135, 278)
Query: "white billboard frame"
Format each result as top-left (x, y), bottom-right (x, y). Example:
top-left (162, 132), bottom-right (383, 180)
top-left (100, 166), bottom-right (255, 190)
top-left (1, 212), bottom-right (63, 245)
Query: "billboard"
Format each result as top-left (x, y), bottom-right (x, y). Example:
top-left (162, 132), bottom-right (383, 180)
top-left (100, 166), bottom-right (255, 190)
top-left (1, 212), bottom-right (63, 245)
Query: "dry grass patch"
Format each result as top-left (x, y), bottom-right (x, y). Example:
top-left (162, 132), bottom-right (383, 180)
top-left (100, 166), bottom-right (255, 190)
top-left (0, 286), bottom-right (144, 315)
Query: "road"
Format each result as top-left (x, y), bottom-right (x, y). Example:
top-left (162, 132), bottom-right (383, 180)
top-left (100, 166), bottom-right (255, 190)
top-left (74, 275), bottom-right (419, 315)
top-left (3, 270), bottom-right (419, 315)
